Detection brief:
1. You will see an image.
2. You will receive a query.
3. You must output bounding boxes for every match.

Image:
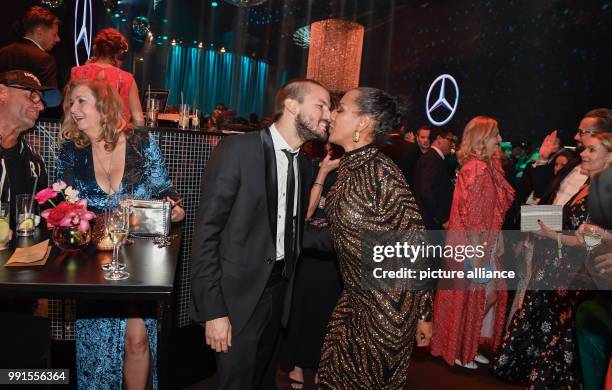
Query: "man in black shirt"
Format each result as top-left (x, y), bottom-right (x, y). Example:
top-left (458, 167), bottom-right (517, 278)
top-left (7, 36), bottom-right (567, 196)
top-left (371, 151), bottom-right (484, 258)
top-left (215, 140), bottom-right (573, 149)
top-left (0, 69), bottom-right (60, 369)
top-left (0, 70), bottom-right (60, 226)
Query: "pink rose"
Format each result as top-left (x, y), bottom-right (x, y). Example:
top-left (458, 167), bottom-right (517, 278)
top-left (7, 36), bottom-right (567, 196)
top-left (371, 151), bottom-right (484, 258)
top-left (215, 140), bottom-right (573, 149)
top-left (52, 181), bottom-right (67, 192)
top-left (35, 188), bottom-right (58, 205)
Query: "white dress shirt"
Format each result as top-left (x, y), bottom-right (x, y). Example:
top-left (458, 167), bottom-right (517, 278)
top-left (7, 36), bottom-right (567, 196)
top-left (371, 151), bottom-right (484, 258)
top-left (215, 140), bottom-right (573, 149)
top-left (553, 165), bottom-right (588, 206)
top-left (23, 37), bottom-right (44, 51)
top-left (270, 124), bottom-right (299, 261)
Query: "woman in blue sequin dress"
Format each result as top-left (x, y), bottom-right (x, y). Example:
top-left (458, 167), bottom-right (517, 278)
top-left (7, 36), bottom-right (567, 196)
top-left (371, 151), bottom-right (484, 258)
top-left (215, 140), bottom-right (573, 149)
top-left (56, 78), bottom-right (184, 389)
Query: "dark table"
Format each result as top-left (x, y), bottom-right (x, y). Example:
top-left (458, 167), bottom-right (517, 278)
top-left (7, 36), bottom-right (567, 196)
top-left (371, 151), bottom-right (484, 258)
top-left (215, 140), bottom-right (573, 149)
top-left (0, 225), bottom-right (182, 389)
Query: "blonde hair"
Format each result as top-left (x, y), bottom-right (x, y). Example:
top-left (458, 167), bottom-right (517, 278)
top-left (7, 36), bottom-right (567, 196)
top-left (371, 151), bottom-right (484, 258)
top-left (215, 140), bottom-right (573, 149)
top-left (456, 116), bottom-right (500, 165)
top-left (592, 131), bottom-right (612, 153)
top-left (60, 78), bottom-right (128, 151)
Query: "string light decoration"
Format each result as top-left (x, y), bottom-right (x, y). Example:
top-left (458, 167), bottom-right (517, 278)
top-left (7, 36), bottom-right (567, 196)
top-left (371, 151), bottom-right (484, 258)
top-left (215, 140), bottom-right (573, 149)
top-left (307, 19), bottom-right (364, 92)
top-left (292, 25), bottom-right (310, 48)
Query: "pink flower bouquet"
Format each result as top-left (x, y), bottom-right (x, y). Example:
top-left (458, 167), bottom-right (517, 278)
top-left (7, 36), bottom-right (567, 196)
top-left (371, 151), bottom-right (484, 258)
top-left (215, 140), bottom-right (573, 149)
top-left (36, 181), bottom-right (95, 233)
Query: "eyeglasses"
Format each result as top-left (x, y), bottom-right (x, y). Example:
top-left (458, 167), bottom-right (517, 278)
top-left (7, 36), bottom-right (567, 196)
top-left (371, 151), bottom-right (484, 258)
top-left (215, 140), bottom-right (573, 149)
top-left (7, 85), bottom-right (45, 107)
top-left (577, 128), bottom-right (597, 136)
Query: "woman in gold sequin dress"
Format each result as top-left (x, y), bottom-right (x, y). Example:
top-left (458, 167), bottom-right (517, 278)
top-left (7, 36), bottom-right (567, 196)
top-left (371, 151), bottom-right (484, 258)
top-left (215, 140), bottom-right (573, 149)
top-left (317, 88), bottom-right (434, 389)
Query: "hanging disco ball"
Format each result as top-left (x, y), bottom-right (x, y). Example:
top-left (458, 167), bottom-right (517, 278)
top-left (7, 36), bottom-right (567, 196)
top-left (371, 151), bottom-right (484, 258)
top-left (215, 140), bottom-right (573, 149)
top-left (292, 25), bottom-right (310, 48)
top-left (41, 0), bottom-right (63, 7)
top-left (131, 16), bottom-right (151, 42)
top-left (223, 0), bottom-right (268, 7)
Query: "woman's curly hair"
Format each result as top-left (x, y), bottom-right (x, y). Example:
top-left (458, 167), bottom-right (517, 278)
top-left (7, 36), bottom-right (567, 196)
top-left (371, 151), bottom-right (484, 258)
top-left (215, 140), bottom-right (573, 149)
top-left (353, 87), bottom-right (408, 144)
top-left (60, 78), bottom-right (129, 151)
top-left (90, 28), bottom-right (128, 66)
top-left (456, 116), bottom-right (499, 165)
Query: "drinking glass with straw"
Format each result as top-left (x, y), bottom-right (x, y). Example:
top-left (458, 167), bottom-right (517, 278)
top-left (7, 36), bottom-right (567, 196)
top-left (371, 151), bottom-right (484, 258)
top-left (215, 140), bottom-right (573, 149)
top-left (16, 175), bottom-right (38, 236)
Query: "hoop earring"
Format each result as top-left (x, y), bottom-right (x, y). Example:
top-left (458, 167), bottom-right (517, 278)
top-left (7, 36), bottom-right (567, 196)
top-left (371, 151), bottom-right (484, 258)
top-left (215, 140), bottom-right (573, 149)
top-left (352, 130), bottom-right (360, 143)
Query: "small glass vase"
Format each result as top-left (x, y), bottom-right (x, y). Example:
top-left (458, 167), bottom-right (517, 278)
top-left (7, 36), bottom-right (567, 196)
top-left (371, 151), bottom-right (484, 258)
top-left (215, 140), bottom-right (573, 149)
top-left (52, 226), bottom-right (91, 251)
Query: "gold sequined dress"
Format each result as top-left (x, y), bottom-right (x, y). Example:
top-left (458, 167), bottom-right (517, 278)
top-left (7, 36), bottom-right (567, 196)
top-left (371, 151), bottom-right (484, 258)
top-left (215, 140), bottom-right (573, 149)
top-left (318, 144), bottom-right (433, 390)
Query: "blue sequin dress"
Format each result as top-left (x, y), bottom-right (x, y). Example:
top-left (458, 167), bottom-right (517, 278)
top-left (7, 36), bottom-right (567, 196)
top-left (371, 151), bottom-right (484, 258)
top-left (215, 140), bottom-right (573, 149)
top-left (56, 129), bottom-right (179, 390)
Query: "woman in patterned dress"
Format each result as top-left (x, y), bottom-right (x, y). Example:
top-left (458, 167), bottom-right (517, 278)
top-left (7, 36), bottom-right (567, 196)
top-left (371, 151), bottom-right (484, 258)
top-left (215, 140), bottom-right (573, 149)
top-left (430, 116), bottom-right (515, 369)
top-left (317, 87), bottom-right (434, 389)
top-left (491, 132), bottom-right (612, 389)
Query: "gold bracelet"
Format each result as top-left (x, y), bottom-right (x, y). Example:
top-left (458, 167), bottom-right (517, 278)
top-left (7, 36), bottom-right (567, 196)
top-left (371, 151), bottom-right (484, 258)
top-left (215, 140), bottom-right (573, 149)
top-left (313, 182), bottom-right (324, 187)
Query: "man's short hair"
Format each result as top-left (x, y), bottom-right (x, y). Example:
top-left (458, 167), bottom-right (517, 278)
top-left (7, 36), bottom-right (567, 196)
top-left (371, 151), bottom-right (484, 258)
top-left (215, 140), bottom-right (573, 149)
top-left (273, 78), bottom-right (326, 120)
top-left (429, 127), bottom-right (454, 143)
top-left (584, 108), bottom-right (612, 134)
top-left (416, 125), bottom-right (432, 136)
top-left (23, 6), bottom-right (59, 34)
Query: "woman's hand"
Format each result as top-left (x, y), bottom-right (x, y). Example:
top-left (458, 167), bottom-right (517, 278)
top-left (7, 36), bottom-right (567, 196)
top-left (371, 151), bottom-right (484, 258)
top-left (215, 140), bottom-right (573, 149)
top-left (416, 320), bottom-right (433, 347)
top-left (594, 253), bottom-right (612, 278)
top-left (576, 223), bottom-right (609, 246)
top-left (166, 197), bottom-right (185, 222)
top-left (535, 220), bottom-right (556, 240)
top-left (319, 154), bottom-right (340, 175)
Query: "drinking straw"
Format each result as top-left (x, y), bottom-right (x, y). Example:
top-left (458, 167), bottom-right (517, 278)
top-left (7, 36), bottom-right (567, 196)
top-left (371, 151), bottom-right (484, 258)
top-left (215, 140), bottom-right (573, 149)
top-left (29, 175), bottom-right (38, 215)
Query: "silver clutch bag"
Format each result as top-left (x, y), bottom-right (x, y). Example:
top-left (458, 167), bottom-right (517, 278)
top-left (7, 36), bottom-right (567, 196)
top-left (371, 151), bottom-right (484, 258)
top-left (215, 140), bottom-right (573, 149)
top-left (125, 198), bottom-right (171, 237)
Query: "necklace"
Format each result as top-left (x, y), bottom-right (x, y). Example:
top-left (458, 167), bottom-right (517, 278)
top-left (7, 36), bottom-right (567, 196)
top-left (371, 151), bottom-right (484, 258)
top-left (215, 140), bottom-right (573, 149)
top-left (93, 143), bottom-right (116, 194)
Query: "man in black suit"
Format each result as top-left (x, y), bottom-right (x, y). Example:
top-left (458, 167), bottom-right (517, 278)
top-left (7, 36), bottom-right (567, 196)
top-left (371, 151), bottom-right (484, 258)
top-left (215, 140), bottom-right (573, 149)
top-left (395, 125), bottom-right (431, 188)
top-left (413, 127), bottom-right (455, 230)
top-left (190, 79), bottom-right (331, 389)
top-left (0, 6), bottom-right (60, 88)
top-left (537, 108), bottom-right (612, 206)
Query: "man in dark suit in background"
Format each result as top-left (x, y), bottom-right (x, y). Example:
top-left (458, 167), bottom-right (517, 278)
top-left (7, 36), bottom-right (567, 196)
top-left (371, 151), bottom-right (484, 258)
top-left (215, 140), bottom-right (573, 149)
top-left (413, 127), bottom-right (455, 230)
top-left (380, 127), bottom-right (409, 163)
top-left (0, 6), bottom-right (60, 88)
top-left (190, 79), bottom-right (331, 389)
top-left (395, 125), bottom-right (431, 188)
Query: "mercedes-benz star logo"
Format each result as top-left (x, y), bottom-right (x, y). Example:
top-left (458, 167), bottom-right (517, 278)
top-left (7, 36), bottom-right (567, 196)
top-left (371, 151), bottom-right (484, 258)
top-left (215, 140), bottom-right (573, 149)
top-left (74, 0), bottom-right (93, 66)
top-left (425, 74), bottom-right (459, 126)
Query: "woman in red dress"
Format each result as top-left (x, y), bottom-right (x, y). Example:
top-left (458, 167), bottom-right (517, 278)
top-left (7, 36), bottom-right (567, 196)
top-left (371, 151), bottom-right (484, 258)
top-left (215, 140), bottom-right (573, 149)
top-left (71, 28), bottom-right (144, 126)
top-left (430, 116), bottom-right (515, 368)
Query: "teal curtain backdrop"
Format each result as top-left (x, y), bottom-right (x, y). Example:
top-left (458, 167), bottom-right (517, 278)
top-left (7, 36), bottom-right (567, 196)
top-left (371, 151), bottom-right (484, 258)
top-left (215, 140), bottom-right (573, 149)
top-left (166, 46), bottom-right (268, 117)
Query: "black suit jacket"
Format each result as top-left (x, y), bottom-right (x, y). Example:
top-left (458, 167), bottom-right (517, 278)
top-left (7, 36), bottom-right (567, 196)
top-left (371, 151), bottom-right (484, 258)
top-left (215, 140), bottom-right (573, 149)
top-left (395, 142), bottom-right (422, 188)
top-left (0, 39), bottom-right (57, 87)
top-left (413, 148), bottom-right (454, 230)
top-left (190, 128), bottom-right (311, 335)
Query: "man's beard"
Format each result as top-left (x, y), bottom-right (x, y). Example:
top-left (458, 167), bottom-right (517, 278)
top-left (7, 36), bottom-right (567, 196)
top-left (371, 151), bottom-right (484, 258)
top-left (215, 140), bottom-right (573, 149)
top-left (295, 113), bottom-right (328, 143)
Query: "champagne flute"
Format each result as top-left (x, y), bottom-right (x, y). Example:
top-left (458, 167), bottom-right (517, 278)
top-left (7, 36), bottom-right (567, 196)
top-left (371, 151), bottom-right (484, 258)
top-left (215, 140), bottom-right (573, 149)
top-left (583, 215), bottom-right (603, 253)
top-left (120, 192), bottom-right (134, 246)
top-left (104, 205), bottom-right (130, 281)
top-left (101, 205), bottom-right (126, 271)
